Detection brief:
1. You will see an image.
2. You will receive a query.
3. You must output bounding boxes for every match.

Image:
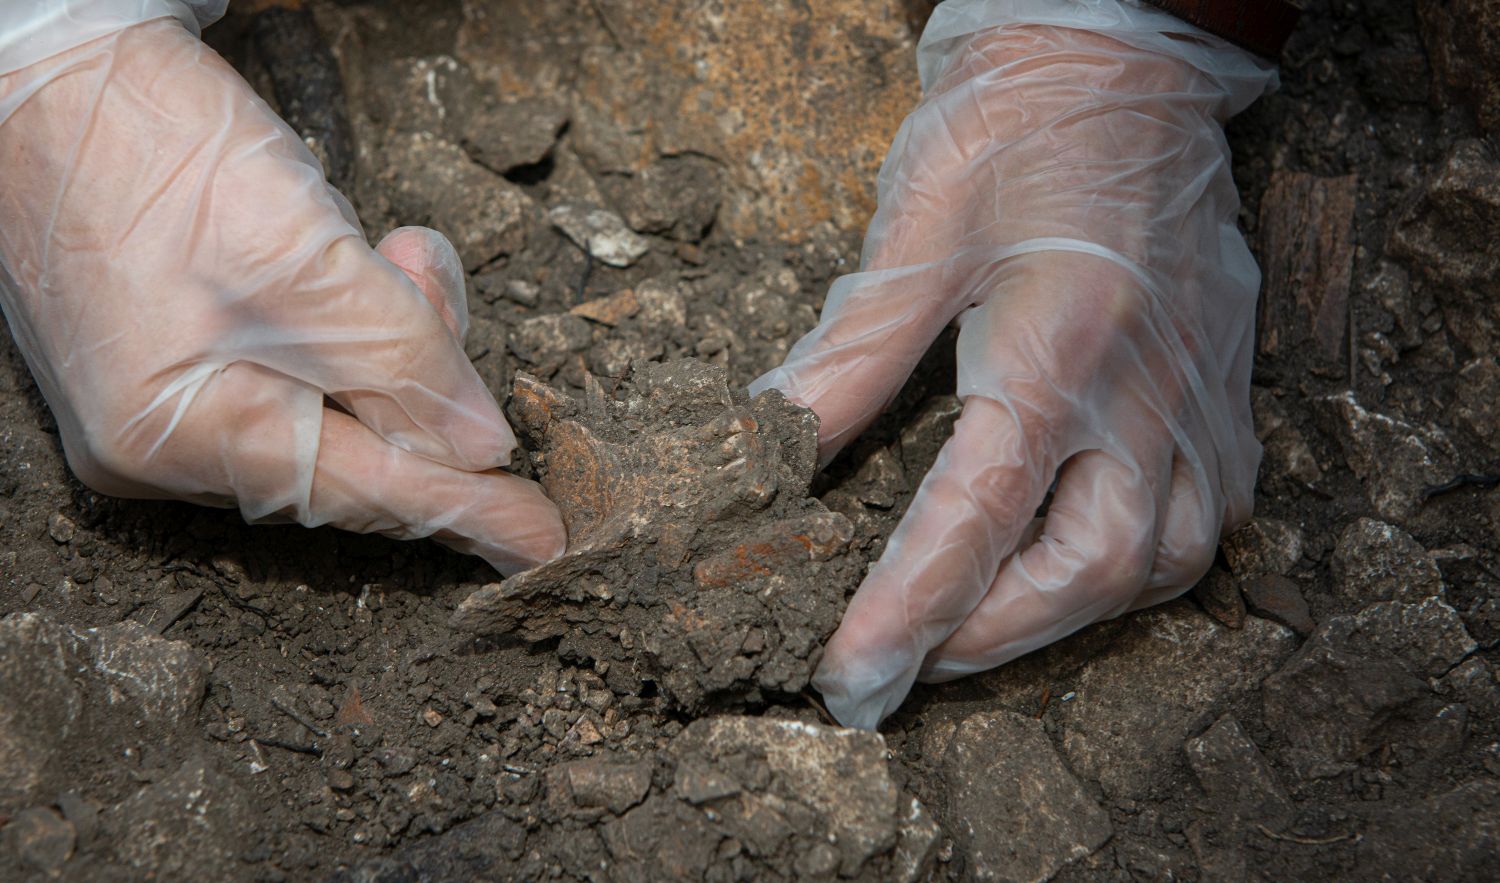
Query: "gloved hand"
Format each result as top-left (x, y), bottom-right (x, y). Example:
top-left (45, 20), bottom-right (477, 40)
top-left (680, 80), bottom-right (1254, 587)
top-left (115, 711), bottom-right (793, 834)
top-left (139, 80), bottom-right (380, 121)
top-left (0, 4), bottom-right (565, 574)
top-left (751, 0), bottom-right (1278, 728)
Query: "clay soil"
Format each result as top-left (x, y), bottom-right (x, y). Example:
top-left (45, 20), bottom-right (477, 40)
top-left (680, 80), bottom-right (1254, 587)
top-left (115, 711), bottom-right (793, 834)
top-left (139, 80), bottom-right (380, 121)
top-left (3, 0), bottom-right (1498, 880)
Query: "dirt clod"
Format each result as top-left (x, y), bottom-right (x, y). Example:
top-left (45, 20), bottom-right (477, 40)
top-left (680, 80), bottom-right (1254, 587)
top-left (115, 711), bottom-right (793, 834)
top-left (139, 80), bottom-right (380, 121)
top-left (454, 361), bottom-right (858, 710)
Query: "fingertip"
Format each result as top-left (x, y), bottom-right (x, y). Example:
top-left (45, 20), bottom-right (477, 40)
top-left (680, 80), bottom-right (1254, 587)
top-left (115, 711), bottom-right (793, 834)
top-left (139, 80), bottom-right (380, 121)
top-left (376, 225), bottom-right (468, 342)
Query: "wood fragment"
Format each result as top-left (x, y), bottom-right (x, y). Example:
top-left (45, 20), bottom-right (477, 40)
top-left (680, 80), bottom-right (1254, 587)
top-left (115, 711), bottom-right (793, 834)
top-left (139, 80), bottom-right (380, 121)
top-left (1256, 171), bottom-right (1358, 374)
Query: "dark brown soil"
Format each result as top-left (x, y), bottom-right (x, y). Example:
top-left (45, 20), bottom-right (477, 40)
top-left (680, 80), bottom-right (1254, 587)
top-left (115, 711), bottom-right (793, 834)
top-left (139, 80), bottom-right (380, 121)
top-left (2, 1), bottom-right (1497, 881)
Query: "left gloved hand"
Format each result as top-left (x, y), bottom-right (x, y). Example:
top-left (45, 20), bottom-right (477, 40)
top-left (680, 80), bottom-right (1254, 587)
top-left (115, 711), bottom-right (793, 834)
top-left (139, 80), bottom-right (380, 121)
top-left (751, 0), bottom-right (1277, 728)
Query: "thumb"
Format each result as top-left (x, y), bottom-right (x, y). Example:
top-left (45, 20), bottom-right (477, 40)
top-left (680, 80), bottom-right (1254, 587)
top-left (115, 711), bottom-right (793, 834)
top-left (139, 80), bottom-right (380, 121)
top-left (309, 408), bottom-right (566, 575)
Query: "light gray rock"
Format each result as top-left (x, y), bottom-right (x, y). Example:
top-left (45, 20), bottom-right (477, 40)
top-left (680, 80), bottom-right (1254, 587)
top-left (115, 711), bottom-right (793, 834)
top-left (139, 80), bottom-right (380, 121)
top-left (1317, 392), bottom-right (1452, 521)
top-left (1331, 518), bottom-right (1445, 603)
top-left (1054, 602), bottom-right (1298, 799)
top-left (929, 710), bottom-right (1111, 883)
top-left (1345, 597), bottom-right (1476, 678)
top-left (549, 204), bottom-right (651, 268)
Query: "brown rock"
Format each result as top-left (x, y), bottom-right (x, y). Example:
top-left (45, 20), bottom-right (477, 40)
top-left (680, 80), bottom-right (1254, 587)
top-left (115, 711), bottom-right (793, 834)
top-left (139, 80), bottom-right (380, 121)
top-left (1241, 575), bottom-right (1314, 637)
top-left (453, 0), bottom-right (920, 241)
top-left (570, 289), bottom-right (641, 327)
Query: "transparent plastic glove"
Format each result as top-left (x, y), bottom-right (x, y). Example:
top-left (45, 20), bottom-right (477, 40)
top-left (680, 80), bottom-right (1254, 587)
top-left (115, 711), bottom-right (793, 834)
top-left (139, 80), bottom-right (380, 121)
top-left (750, 0), bottom-right (1278, 728)
top-left (0, 13), bottom-right (565, 574)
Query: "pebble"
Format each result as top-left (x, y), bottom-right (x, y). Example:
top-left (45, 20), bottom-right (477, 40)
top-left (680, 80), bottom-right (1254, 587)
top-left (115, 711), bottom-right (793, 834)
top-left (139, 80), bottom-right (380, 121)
top-left (48, 513), bottom-right (76, 544)
top-left (421, 708), bottom-right (444, 728)
top-left (328, 769), bottom-right (356, 792)
top-left (549, 204), bottom-right (650, 268)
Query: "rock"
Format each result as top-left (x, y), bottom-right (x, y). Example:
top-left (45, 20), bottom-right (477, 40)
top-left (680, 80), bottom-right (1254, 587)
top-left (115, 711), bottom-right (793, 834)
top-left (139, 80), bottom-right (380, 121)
top-left (453, 362), bottom-right (859, 709)
top-left (1255, 172), bottom-right (1358, 373)
top-left (3, 806), bottom-right (76, 874)
top-left (570, 289), bottom-right (641, 327)
top-left (1251, 387), bottom-right (1322, 486)
top-left (507, 313), bottom-right (594, 379)
top-left (658, 716), bottom-right (924, 879)
top-left (602, 155), bottom-right (723, 241)
top-left (1345, 597), bottom-right (1476, 678)
top-left (1192, 569), bottom-right (1246, 629)
top-left (460, 97), bottom-right (569, 173)
top-left (1241, 575), bottom-right (1314, 637)
top-left (555, 757), bottom-right (653, 815)
top-left (1183, 716), bottom-right (1294, 828)
top-left (928, 711), bottom-right (1111, 882)
top-left (0, 614), bottom-right (208, 809)
top-left (456, 0), bottom-right (920, 240)
top-left (1390, 140), bottom-right (1500, 355)
top-left (85, 620), bottom-right (210, 723)
top-left (105, 759), bottom-right (250, 879)
top-left (549, 204), bottom-right (651, 268)
top-left (1417, 0), bottom-right (1500, 137)
top-left (1263, 637), bottom-right (1426, 779)
top-left (0, 615), bottom-right (86, 808)
top-left (1263, 598), bottom-right (1475, 778)
top-left (1054, 602), bottom-right (1298, 799)
top-left (849, 446), bottom-right (907, 510)
top-left (1456, 356), bottom-right (1500, 446)
top-left (1331, 518), bottom-right (1445, 603)
top-left (379, 130), bottom-right (536, 271)
top-left (1222, 518), bottom-right (1303, 577)
top-left (1358, 780), bottom-right (1500, 879)
top-left (1317, 391), bottom-right (1452, 521)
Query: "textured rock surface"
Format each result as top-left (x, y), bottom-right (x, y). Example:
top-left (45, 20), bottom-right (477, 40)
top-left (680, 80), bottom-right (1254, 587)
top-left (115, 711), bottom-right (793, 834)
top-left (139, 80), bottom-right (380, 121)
top-left (928, 711), bottom-right (1112, 883)
top-left (1055, 603), bottom-right (1299, 799)
top-left (453, 361), bottom-right (859, 709)
top-left (335, 716), bottom-right (938, 882)
top-left (0, 613), bottom-right (209, 810)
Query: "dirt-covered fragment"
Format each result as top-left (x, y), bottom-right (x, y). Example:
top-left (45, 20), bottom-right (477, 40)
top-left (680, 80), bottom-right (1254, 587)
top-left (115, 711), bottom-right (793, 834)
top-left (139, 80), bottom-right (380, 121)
top-left (454, 361), bottom-right (858, 709)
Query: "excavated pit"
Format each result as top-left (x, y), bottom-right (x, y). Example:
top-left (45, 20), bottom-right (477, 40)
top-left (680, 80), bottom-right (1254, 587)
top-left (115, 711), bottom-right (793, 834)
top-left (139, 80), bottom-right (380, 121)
top-left (452, 360), bottom-right (860, 710)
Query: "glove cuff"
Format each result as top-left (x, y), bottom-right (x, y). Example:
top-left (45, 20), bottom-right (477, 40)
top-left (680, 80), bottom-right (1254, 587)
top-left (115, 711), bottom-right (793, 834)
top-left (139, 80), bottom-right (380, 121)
top-left (0, 0), bottom-right (225, 76)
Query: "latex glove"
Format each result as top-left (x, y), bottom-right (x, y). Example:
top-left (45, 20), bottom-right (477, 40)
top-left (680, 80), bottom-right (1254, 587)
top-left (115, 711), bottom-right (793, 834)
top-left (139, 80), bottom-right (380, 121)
top-left (0, 9), bottom-right (565, 574)
top-left (750, 0), bottom-right (1278, 728)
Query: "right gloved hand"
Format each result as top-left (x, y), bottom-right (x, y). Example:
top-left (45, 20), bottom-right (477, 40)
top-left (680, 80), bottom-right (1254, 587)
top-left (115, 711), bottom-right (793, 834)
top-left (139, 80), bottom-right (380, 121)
top-left (0, 10), bottom-right (565, 573)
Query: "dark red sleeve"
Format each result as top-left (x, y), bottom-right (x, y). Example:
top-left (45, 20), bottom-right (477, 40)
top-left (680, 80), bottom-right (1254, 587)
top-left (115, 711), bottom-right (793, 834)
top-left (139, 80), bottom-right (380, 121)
top-left (1137, 0), bottom-right (1302, 58)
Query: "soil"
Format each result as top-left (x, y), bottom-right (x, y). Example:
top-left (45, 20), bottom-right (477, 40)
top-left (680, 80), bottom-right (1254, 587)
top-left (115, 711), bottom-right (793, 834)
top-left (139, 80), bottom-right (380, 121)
top-left (2, 0), bottom-right (1498, 881)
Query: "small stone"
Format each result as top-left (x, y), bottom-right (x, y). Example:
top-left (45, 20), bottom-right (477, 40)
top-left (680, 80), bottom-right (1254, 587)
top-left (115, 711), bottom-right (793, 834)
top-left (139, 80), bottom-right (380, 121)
top-left (47, 513), bottom-right (76, 544)
top-left (504, 279), bottom-right (541, 308)
top-left (1331, 518), bottom-right (1444, 603)
top-left (1242, 575), bottom-right (1315, 636)
top-left (570, 289), bottom-right (641, 327)
top-left (421, 708), bottom-right (443, 728)
top-left (570, 716), bottom-right (604, 746)
top-left (327, 769), bottom-right (355, 792)
top-left (3, 806), bottom-right (76, 873)
top-left (549, 204), bottom-right (650, 268)
top-left (1192, 569), bottom-right (1246, 629)
top-left (1222, 518), bottom-right (1303, 577)
top-left (508, 313), bottom-right (593, 378)
top-left (563, 758), bottom-right (653, 814)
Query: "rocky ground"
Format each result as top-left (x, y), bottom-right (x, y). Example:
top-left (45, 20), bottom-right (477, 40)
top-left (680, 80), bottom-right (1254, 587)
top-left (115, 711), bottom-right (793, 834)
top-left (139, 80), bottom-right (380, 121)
top-left (3, 0), bottom-right (1499, 880)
